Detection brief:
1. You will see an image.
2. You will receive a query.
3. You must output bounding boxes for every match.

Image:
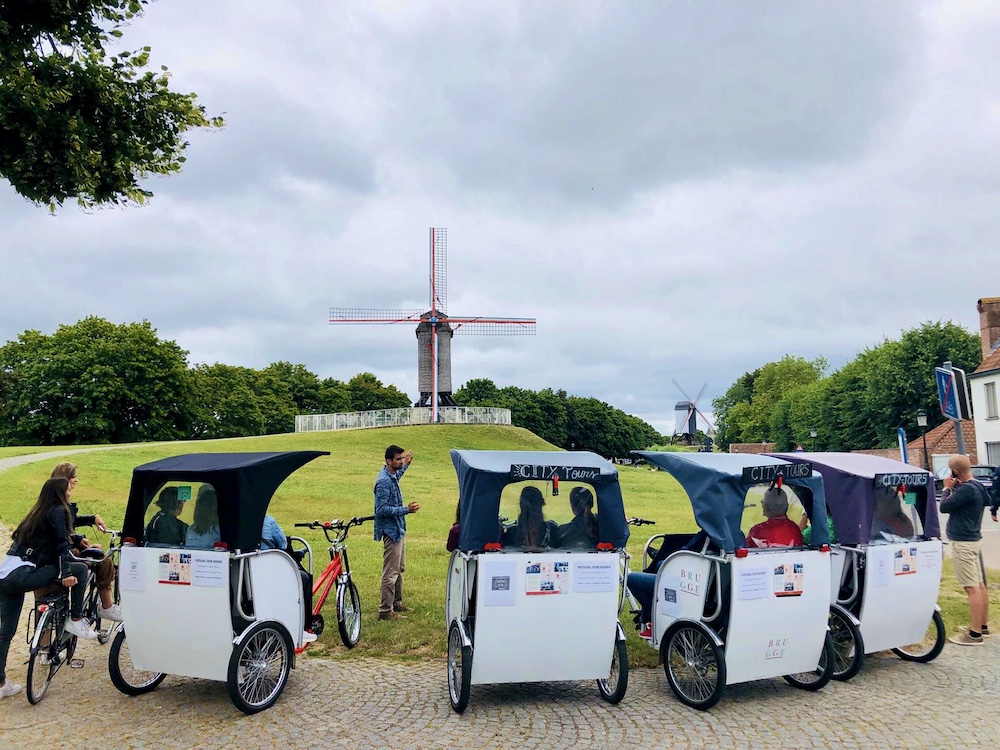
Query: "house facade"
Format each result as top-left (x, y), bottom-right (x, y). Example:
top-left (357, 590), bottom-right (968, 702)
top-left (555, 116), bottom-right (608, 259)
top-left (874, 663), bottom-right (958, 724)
top-left (970, 297), bottom-right (1000, 466)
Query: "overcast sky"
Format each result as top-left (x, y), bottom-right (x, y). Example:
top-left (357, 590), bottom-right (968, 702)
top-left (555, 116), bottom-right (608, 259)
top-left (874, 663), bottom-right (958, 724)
top-left (2, 0), bottom-right (998, 436)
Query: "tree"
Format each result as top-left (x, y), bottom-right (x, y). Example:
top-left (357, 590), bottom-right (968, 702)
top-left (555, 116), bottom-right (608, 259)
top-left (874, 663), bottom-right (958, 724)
top-left (188, 363), bottom-right (296, 438)
top-left (347, 372), bottom-right (411, 412)
top-left (0, 316), bottom-right (193, 444)
top-left (0, 1), bottom-right (223, 207)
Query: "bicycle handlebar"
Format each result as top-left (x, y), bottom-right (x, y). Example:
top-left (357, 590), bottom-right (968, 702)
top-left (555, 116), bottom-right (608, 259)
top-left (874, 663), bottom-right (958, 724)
top-left (293, 516), bottom-right (375, 542)
top-left (627, 517), bottom-right (656, 526)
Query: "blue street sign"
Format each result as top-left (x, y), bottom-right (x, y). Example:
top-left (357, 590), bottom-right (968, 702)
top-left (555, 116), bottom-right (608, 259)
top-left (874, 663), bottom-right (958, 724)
top-left (897, 427), bottom-right (908, 464)
top-left (936, 367), bottom-right (960, 420)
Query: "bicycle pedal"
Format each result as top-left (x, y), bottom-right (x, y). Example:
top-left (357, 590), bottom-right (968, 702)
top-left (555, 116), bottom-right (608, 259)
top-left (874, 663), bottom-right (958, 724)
top-left (69, 658), bottom-right (85, 669)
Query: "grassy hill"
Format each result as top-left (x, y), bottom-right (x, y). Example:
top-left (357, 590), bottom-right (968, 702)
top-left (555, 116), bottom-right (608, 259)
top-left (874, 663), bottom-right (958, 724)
top-left (0, 425), bottom-right (987, 667)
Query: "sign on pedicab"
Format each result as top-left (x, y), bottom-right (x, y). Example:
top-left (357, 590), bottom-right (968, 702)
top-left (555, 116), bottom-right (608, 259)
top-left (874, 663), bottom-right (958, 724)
top-left (508, 464), bottom-right (603, 482)
top-left (741, 462), bottom-right (813, 484)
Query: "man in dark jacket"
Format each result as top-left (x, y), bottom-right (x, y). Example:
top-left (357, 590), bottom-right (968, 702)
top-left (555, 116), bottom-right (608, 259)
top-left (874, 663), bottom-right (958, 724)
top-left (940, 455), bottom-right (990, 645)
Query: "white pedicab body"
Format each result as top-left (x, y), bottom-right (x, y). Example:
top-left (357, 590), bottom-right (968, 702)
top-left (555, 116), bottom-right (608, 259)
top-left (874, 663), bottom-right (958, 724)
top-left (634, 452), bottom-right (836, 710)
top-left (112, 451), bottom-right (327, 714)
top-left (775, 452), bottom-right (946, 671)
top-left (445, 450), bottom-right (632, 712)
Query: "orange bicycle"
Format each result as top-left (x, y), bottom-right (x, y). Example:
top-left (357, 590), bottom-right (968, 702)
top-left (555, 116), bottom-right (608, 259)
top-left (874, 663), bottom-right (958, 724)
top-left (293, 516), bottom-right (373, 649)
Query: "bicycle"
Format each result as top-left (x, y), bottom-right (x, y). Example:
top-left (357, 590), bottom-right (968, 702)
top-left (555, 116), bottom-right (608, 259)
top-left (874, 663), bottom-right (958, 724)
top-left (24, 538), bottom-right (119, 704)
top-left (83, 529), bottom-right (122, 645)
top-left (293, 516), bottom-right (374, 649)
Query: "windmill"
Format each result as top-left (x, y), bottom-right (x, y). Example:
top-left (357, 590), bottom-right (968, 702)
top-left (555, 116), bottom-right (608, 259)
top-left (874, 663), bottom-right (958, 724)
top-left (329, 228), bottom-right (536, 423)
top-left (671, 379), bottom-right (715, 446)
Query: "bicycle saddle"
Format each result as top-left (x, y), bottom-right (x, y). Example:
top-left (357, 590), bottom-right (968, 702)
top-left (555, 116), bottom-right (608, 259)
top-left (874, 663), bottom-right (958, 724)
top-left (76, 548), bottom-right (106, 561)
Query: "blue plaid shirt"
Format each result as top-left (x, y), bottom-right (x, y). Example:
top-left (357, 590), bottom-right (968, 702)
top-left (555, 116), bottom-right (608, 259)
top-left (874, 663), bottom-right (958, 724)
top-left (374, 463), bottom-right (409, 542)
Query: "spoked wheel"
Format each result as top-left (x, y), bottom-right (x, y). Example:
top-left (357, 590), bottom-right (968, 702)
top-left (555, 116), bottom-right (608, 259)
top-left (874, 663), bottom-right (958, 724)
top-left (829, 606), bottom-right (864, 681)
top-left (597, 636), bottom-right (629, 704)
top-left (663, 622), bottom-right (726, 710)
top-left (26, 611), bottom-right (57, 705)
top-left (447, 621), bottom-right (472, 713)
top-left (892, 610), bottom-right (946, 663)
top-left (336, 579), bottom-right (362, 648)
top-left (109, 629), bottom-right (166, 696)
top-left (783, 632), bottom-right (835, 691)
top-left (311, 613), bottom-right (325, 636)
top-left (227, 622), bottom-right (292, 715)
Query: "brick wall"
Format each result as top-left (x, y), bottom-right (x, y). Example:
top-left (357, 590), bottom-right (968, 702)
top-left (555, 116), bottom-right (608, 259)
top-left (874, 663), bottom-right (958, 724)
top-left (729, 443), bottom-right (777, 455)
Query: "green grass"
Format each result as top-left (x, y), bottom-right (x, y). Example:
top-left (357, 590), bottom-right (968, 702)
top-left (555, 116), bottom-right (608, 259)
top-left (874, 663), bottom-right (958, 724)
top-left (0, 426), bottom-right (994, 668)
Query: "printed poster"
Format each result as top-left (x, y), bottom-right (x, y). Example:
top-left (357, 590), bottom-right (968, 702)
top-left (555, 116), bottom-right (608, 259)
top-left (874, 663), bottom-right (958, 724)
top-left (894, 546), bottom-right (918, 576)
top-left (572, 559), bottom-right (615, 593)
top-left (157, 551), bottom-right (192, 585)
top-left (191, 551), bottom-right (227, 587)
top-left (918, 546), bottom-right (942, 572)
top-left (773, 562), bottom-right (803, 597)
top-left (482, 560), bottom-right (516, 607)
top-left (525, 561), bottom-right (569, 595)
top-left (869, 547), bottom-right (892, 588)
top-left (738, 566), bottom-right (770, 600)
top-left (659, 574), bottom-right (681, 617)
top-left (119, 549), bottom-right (146, 591)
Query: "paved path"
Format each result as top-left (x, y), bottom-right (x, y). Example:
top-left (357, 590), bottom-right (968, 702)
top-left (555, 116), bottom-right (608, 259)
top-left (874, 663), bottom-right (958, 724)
top-left (2, 451), bottom-right (1000, 747)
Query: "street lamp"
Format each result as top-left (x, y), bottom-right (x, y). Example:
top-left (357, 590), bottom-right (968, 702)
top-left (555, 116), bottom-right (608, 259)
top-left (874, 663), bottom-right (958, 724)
top-left (916, 409), bottom-right (930, 471)
top-left (809, 428), bottom-right (817, 452)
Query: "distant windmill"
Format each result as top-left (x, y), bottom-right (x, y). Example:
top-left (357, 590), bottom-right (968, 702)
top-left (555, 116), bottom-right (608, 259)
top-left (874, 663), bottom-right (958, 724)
top-left (329, 228), bottom-right (537, 422)
top-left (671, 380), bottom-right (715, 446)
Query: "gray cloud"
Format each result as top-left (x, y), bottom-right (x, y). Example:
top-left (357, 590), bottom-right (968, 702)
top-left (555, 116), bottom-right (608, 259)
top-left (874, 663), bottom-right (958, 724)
top-left (1, 0), bottom-right (997, 439)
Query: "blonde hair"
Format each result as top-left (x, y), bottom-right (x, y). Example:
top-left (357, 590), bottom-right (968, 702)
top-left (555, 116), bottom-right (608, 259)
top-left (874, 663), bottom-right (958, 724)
top-left (50, 462), bottom-right (78, 480)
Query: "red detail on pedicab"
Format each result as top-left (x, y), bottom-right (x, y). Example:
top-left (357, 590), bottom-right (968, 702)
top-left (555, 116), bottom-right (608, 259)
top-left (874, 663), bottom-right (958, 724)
top-left (596, 542), bottom-right (614, 551)
top-left (213, 542), bottom-right (228, 550)
top-left (820, 544), bottom-right (830, 553)
top-left (735, 548), bottom-right (749, 558)
top-left (484, 542), bottom-right (502, 551)
top-left (123, 537), bottom-right (136, 546)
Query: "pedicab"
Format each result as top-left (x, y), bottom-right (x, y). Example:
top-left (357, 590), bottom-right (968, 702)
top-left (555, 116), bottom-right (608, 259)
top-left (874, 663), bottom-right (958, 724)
top-left (772, 452), bottom-right (945, 673)
top-left (110, 451), bottom-right (327, 714)
top-left (445, 450), bottom-right (631, 712)
top-left (631, 451), bottom-right (836, 710)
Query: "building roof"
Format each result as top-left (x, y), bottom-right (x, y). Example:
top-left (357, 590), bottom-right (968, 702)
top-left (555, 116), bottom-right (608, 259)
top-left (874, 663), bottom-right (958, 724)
top-left (906, 419), bottom-right (977, 463)
top-left (972, 347), bottom-right (1000, 376)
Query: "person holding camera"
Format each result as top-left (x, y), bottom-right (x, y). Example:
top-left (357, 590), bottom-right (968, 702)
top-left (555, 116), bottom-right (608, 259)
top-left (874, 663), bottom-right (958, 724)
top-left (940, 455), bottom-right (991, 645)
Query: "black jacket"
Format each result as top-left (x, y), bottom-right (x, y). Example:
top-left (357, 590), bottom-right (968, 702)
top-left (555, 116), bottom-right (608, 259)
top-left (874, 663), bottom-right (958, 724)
top-left (940, 480), bottom-right (988, 542)
top-left (7, 505), bottom-right (74, 579)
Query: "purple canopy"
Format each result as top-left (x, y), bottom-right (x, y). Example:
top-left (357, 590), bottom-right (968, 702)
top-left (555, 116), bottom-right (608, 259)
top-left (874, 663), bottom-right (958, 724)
top-left (770, 452), bottom-right (940, 545)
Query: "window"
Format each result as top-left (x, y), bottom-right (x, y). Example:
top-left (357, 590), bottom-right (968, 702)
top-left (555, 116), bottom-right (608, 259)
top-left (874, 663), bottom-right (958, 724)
top-left (987, 382), bottom-right (999, 419)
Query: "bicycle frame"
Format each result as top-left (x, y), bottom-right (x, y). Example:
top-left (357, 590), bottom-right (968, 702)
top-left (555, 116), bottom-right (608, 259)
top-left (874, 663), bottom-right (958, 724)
top-left (313, 544), bottom-right (350, 615)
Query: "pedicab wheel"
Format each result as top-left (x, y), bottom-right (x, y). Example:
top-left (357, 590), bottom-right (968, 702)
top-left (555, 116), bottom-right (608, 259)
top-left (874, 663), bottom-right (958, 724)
top-left (663, 622), bottom-right (726, 711)
top-left (597, 636), bottom-right (629, 704)
top-left (108, 629), bottom-right (166, 696)
top-left (227, 621), bottom-right (293, 715)
top-left (447, 621), bottom-right (472, 713)
top-left (336, 579), bottom-right (362, 649)
top-left (783, 632), bottom-right (835, 691)
top-left (311, 613), bottom-right (325, 637)
top-left (829, 605), bottom-right (864, 681)
top-left (892, 610), bottom-right (946, 663)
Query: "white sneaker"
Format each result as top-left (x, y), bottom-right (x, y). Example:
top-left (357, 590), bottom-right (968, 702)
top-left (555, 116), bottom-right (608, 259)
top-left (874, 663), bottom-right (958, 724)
top-left (97, 603), bottom-right (123, 622)
top-left (64, 618), bottom-right (98, 640)
top-left (0, 681), bottom-right (21, 698)
top-left (302, 631), bottom-right (318, 644)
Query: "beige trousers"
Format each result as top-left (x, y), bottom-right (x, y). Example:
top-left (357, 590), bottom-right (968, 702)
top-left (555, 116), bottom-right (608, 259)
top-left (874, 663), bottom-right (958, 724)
top-left (380, 536), bottom-right (405, 615)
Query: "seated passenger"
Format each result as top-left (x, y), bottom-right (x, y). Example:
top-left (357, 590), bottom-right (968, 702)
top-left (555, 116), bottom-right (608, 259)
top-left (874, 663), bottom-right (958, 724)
top-left (870, 488), bottom-right (915, 539)
top-left (503, 487), bottom-right (557, 549)
top-left (746, 487), bottom-right (803, 549)
top-left (446, 503), bottom-right (461, 552)
top-left (261, 514), bottom-right (288, 550)
top-left (799, 504), bottom-right (838, 546)
top-left (185, 486), bottom-right (221, 548)
top-left (145, 487), bottom-right (189, 546)
top-left (554, 487), bottom-right (599, 549)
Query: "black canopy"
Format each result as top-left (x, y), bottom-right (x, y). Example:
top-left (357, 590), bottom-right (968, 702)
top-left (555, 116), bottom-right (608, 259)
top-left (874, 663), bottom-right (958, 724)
top-left (122, 452), bottom-right (328, 551)
top-left (451, 449), bottom-right (630, 551)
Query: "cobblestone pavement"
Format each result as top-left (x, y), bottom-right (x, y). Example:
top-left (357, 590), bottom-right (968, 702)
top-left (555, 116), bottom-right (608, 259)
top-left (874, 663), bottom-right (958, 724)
top-left (3, 455), bottom-right (1000, 748)
top-left (0, 626), bottom-right (999, 749)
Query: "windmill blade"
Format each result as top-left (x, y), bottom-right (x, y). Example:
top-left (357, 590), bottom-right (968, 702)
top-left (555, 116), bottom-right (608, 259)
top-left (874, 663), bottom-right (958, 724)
top-left (329, 308), bottom-right (423, 324)
top-left (451, 318), bottom-right (537, 336)
top-left (694, 406), bottom-right (716, 433)
top-left (693, 382), bottom-right (708, 406)
top-left (430, 227), bottom-right (448, 315)
top-left (672, 378), bottom-right (694, 402)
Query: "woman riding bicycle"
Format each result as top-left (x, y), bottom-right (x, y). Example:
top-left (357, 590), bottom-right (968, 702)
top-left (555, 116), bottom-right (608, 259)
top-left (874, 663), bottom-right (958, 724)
top-left (0, 477), bottom-right (97, 699)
